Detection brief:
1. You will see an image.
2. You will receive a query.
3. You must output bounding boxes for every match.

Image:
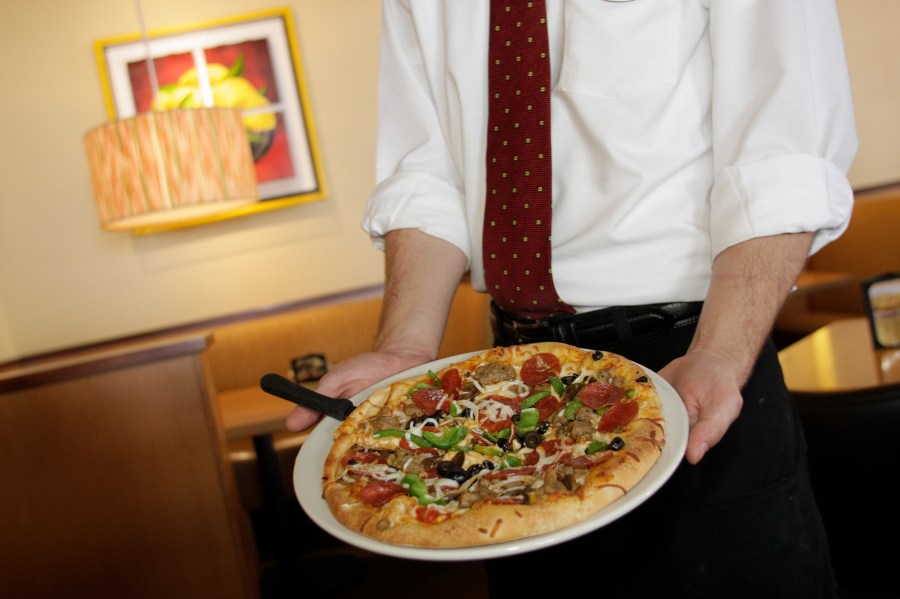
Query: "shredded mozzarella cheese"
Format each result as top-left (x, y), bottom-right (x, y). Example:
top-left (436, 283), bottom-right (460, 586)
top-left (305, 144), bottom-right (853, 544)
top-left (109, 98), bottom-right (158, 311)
top-left (457, 399), bottom-right (480, 420)
top-left (432, 478), bottom-right (461, 499)
top-left (348, 462), bottom-right (403, 482)
top-left (477, 397), bottom-right (516, 422)
top-left (406, 416), bottom-right (439, 439)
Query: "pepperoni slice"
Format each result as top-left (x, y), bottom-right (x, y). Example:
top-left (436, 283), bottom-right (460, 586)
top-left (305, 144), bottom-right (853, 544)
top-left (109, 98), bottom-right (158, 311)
top-left (520, 353), bottom-right (561, 386)
top-left (358, 481), bottom-right (406, 506)
top-left (440, 368), bottom-right (463, 399)
top-left (538, 438), bottom-right (572, 456)
top-left (486, 394), bottom-right (522, 410)
top-left (578, 381), bottom-right (625, 409)
top-left (411, 386), bottom-right (446, 415)
top-left (341, 451), bottom-right (385, 467)
top-left (481, 417), bottom-right (513, 433)
top-left (534, 394), bottom-right (561, 421)
top-left (598, 400), bottom-right (639, 432)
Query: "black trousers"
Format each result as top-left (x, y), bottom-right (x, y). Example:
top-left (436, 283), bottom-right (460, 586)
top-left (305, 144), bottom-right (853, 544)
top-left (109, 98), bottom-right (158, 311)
top-left (485, 319), bottom-right (837, 598)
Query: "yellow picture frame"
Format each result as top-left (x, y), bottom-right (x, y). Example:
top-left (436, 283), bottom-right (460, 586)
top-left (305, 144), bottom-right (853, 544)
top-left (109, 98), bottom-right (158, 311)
top-left (94, 7), bottom-right (327, 234)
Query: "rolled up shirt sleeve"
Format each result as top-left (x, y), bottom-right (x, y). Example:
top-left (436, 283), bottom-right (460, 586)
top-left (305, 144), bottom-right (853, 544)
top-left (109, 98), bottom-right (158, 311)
top-left (361, 0), bottom-right (472, 261)
top-left (706, 0), bottom-right (858, 258)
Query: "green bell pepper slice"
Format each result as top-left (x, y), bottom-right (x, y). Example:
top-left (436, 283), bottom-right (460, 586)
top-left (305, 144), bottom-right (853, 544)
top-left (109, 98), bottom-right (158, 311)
top-left (500, 455), bottom-right (523, 468)
top-left (482, 428), bottom-right (511, 444)
top-left (474, 444), bottom-right (504, 457)
top-left (407, 434), bottom-right (433, 448)
top-left (373, 428), bottom-right (433, 447)
top-left (586, 440), bottom-right (609, 454)
top-left (516, 407), bottom-right (540, 436)
top-left (564, 400), bottom-right (584, 421)
top-left (549, 376), bottom-right (566, 396)
top-left (520, 390), bottom-right (550, 410)
top-left (422, 425), bottom-right (468, 449)
top-left (372, 428), bottom-right (405, 438)
top-left (401, 473), bottom-right (437, 505)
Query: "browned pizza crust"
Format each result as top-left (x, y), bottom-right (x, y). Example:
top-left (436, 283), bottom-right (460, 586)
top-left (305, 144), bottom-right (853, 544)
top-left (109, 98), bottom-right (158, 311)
top-left (321, 342), bottom-right (666, 548)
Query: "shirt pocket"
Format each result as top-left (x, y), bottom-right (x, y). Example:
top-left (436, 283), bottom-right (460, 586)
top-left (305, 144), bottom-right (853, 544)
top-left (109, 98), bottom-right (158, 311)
top-left (560, 0), bottom-right (681, 100)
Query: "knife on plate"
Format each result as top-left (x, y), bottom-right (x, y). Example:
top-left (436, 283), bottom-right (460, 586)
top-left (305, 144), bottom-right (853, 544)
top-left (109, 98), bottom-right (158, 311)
top-left (259, 373), bottom-right (355, 421)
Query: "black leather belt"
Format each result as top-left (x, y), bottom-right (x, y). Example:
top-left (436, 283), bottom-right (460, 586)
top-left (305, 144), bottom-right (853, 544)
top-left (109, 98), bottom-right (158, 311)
top-left (490, 301), bottom-right (703, 348)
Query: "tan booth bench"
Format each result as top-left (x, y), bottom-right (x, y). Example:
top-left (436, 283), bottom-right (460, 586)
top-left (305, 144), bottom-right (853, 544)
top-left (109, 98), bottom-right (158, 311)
top-left (209, 278), bottom-right (492, 511)
top-left (206, 277), bottom-right (492, 395)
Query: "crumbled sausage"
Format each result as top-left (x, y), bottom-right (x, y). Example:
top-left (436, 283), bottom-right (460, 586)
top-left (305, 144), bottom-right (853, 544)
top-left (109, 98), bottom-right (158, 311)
top-left (388, 448), bottom-right (437, 475)
top-left (458, 485), bottom-right (492, 509)
top-left (542, 468), bottom-right (566, 493)
top-left (403, 403), bottom-right (425, 419)
top-left (593, 368), bottom-right (623, 387)
top-left (563, 420), bottom-right (595, 440)
top-left (370, 415), bottom-right (402, 432)
top-left (473, 363), bottom-right (516, 386)
top-left (458, 381), bottom-right (479, 401)
top-left (573, 406), bottom-right (595, 422)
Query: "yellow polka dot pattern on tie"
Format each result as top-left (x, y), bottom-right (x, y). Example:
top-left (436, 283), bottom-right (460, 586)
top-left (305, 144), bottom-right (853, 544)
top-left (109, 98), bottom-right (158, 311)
top-left (482, 0), bottom-right (574, 319)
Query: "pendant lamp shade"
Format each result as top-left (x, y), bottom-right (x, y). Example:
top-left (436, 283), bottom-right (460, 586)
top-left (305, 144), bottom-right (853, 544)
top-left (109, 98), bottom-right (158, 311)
top-left (84, 107), bottom-right (258, 232)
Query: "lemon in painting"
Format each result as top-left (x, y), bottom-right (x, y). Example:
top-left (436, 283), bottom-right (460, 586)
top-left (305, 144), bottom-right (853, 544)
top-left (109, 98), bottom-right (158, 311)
top-left (176, 62), bottom-right (231, 86)
top-left (150, 54), bottom-right (277, 160)
top-left (212, 76), bottom-right (277, 132)
top-left (151, 83), bottom-right (200, 111)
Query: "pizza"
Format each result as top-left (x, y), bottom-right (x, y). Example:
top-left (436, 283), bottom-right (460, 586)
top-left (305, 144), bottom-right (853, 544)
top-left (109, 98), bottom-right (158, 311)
top-left (321, 341), bottom-right (665, 548)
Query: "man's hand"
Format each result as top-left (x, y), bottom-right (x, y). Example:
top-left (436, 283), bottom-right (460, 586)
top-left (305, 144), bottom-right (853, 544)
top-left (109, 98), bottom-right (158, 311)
top-left (663, 231), bottom-right (813, 464)
top-left (659, 349), bottom-right (743, 465)
top-left (285, 349), bottom-right (432, 432)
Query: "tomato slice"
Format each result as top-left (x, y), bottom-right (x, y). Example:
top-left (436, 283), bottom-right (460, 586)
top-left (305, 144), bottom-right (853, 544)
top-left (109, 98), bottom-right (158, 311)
top-left (415, 506), bottom-right (444, 524)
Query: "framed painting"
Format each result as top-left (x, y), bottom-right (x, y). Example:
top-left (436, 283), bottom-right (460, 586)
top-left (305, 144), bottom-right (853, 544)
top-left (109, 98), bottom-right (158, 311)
top-left (94, 7), bottom-right (327, 233)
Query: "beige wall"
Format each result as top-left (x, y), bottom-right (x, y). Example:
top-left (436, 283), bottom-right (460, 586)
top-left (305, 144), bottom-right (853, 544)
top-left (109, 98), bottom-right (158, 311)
top-left (0, 0), bottom-right (384, 360)
top-left (0, 0), bottom-right (898, 361)
top-left (837, 0), bottom-right (900, 188)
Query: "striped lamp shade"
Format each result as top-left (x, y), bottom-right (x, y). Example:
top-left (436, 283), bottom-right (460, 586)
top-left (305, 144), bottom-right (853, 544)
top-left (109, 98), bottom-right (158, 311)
top-left (84, 107), bottom-right (258, 232)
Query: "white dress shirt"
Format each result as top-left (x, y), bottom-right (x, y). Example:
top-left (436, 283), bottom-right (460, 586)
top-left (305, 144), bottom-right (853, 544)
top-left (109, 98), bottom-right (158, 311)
top-left (361, 0), bottom-right (858, 311)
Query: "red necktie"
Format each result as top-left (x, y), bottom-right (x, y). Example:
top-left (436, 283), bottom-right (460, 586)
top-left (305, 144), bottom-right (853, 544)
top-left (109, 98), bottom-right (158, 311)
top-left (483, 0), bottom-right (574, 320)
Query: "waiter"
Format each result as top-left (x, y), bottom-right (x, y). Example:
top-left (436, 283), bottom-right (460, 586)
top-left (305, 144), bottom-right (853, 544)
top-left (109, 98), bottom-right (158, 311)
top-left (289, 1), bottom-right (857, 596)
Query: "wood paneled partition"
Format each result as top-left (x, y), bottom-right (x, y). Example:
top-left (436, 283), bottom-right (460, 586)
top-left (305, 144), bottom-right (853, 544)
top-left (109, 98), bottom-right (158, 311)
top-left (0, 334), bottom-right (258, 598)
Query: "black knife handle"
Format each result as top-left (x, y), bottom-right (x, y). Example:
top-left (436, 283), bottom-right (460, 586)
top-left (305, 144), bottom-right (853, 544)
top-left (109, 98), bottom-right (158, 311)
top-left (259, 373), bottom-right (355, 420)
